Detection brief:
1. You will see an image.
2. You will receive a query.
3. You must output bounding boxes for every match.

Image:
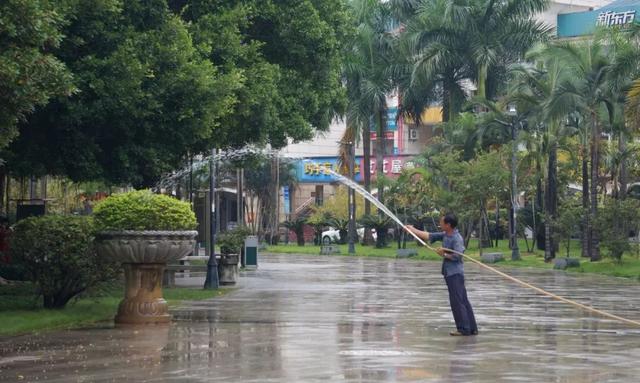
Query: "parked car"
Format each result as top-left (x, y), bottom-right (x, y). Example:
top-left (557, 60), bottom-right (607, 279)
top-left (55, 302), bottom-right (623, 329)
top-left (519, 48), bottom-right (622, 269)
top-left (321, 227), bottom-right (376, 245)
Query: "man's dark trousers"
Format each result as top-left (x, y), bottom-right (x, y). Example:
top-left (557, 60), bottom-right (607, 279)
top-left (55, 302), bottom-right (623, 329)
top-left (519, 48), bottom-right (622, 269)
top-left (445, 273), bottom-right (477, 335)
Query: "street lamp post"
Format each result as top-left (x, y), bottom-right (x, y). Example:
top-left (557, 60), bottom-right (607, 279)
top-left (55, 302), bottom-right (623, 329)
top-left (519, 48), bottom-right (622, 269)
top-left (204, 148), bottom-right (219, 289)
top-left (507, 104), bottom-right (521, 261)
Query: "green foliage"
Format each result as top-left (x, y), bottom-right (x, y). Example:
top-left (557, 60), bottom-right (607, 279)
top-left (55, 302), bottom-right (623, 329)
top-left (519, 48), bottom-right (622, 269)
top-left (313, 187), bottom-right (373, 221)
top-left (6, 0), bottom-right (239, 186)
top-left (360, 214), bottom-right (392, 248)
top-left (217, 225), bottom-right (251, 255)
top-left (10, 215), bottom-right (119, 309)
top-left (397, 0), bottom-right (550, 121)
top-left (0, 0), bottom-right (74, 151)
top-left (93, 190), bottom-right (196, 231)
top-left (553, 198), bottom-right (583, 257)
top-left (596, 199), bottom-right (640, 262)
top-left (281, 216), bottom-right (307, 246)
top-left (306, 208), bottom-right (331, 245)
top-left (183, 0), bottom-right (348, 146)
top-left (386, 168), bottom-right (434, 222)
top-left (326, 217), bottom-right (349, 244)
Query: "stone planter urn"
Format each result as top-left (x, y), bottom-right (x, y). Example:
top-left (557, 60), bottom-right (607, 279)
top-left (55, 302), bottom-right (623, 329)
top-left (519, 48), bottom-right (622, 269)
top-left (97, 230), bottom-right (198, 325)
top-left (218, 253), bottom-right (239, 285)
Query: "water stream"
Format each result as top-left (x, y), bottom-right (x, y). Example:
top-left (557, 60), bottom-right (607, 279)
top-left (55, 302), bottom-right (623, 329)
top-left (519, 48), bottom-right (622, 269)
top-left (318, 164), bottom-right (428, 246)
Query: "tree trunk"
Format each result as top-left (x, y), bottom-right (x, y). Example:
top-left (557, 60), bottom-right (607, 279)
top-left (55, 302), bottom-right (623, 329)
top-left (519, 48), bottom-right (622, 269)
top-left (619, 132), bottom-right (628, 200)
top-left (376, 106), bottom-right (385, 213)
top-left (477, 63), bottom-right (488, 100)
top-left (544, 141), bottom-right (558, 261)
top-left (478, 205), bottom-right (484, 257)
top-left (442, 82), bottom-right (450, 123)
top-left (532, 162), bottom-right (543, 251)
top-left (494, 199), bottom-right (500, 247)
top-left (296, 228), bottom-right (305, 246)
top-left (363, 120), bottom-right (373, 245)
top-left (581, 145), bottom-right (590, 258)
top-left (0, 166), bottom-right (5, 216)
top-left (590, 116), bottom-right (600, 261)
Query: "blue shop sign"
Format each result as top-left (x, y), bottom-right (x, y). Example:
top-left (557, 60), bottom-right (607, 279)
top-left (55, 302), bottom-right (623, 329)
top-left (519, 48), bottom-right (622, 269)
top-left (387, 107), bottom-right (398, 131)
top-left (558, 3), bottom-right (640, 38)
top-left (296, 157), bottom-right (362, 183)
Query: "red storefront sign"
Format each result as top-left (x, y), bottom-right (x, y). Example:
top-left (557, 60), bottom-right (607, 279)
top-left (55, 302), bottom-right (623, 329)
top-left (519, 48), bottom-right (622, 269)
top-left (370, 131), bottom-right (395, 140)
top-left (359, 156), bottom-right (417, 180)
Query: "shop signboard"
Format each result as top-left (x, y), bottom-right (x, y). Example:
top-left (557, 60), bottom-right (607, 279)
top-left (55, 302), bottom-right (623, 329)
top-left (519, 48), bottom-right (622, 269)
top-left (295, 156), bottom-right (417, 183)
top-left (558, 3), bottom-right (639, 38)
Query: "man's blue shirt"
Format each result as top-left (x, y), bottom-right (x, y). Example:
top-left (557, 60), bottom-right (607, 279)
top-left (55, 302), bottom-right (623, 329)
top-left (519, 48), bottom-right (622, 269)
top-left (429, 229), bottom-right (465, 277)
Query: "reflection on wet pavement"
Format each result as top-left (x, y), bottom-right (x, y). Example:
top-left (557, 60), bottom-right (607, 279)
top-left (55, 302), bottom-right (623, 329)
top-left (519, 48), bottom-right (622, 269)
top-left (2, 254), bottom-right (640, 382)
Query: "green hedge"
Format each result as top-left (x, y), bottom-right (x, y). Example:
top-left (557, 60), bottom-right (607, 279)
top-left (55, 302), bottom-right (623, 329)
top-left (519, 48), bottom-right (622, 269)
top-left (11, 215), bottom-right (119, 309)
top-left (93, 190), bottom-right (197, 231)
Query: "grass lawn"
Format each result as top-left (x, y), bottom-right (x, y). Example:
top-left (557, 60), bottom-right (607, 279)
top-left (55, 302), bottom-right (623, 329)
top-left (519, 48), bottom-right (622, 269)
top-left (0, 282), bottom-right (232, 336)
top-left (266, 238), bottom-right (640, 281)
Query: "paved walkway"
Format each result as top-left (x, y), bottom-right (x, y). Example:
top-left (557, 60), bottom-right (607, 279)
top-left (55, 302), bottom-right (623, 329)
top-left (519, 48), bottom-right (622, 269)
top-left (2, 254), bottom-right (640, 382)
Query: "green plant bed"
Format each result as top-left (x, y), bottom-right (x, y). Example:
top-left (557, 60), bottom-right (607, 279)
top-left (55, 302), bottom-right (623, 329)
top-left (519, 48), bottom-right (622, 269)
top-left (265, 239), bottom-right (640, 280)
top-left (0, 283), bottom-right (232, 336)
top-left (266, 242), bottom-right (442, 261)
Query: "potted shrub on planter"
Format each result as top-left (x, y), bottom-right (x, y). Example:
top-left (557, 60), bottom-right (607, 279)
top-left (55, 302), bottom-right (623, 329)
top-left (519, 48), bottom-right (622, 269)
top-left (217, 226), bottom-right (250, 285)
top-left (94, 190), bottom-right (197, 325)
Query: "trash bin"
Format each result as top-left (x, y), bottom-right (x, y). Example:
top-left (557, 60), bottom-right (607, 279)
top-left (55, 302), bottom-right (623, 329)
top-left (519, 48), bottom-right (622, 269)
top-left (244, 235), bottom-right (258, 269)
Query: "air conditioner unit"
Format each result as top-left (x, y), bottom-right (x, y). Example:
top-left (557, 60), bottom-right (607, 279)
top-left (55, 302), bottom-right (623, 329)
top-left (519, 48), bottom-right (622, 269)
top-left (409, 128), bottom-right (418, 141)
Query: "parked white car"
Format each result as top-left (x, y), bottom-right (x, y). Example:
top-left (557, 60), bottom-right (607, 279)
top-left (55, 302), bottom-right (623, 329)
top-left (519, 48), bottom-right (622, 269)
top-left (321, 227), bottom-right (376, 244)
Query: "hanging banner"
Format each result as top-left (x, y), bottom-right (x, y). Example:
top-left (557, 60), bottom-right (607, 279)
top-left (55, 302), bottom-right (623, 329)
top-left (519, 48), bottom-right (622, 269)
top-left (283, 186), bottom-right (291, 214)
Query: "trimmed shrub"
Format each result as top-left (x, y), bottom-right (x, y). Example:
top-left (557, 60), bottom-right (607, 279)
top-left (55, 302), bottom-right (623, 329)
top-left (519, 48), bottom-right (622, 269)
top-left (10, 215), bottom-right (119, 309)
top-left (93, 190), bottom-right (197, 231)
top-left (217, 226), bottom-right (251, 255)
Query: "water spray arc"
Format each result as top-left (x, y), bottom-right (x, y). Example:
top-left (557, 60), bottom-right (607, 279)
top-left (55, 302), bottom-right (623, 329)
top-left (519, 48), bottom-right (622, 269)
top-left (322, 166), bottom-right (640, 328)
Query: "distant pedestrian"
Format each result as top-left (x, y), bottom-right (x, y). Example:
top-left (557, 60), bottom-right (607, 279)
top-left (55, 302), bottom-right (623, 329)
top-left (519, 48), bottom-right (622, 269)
top-left (407, 213), bottom-right (478, 336)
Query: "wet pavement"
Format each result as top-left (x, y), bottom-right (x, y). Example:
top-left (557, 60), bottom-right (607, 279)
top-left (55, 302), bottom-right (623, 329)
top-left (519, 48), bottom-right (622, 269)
top-left (2, 253), bottom-right (640, 382)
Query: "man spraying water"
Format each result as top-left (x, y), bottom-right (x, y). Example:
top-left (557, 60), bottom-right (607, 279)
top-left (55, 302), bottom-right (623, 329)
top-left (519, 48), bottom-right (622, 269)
top-left (319, 163), bottom-right (640, 328)
top-left (407, 213), bottom-right (478, 336)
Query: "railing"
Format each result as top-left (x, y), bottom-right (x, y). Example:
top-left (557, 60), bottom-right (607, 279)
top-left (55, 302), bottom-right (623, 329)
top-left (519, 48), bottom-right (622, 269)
top-left (294, 197), bottom-right (315, 215)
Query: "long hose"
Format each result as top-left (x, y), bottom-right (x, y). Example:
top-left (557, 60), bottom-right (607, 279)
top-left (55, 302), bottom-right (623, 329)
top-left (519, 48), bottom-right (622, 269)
top-left (320, 165), bottom-right (640, 327)
top-left (403, 225), bottom-right (640, 327)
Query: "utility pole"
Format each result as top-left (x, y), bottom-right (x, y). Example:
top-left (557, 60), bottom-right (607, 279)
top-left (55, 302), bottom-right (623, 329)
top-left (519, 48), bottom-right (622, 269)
top-left (204, 148), bottom-right (219, 289)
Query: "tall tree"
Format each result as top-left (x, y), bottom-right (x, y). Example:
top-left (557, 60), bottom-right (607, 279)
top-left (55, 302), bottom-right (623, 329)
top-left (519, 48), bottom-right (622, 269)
top-left (5, 0), bottom-right (239, 187)
top-left (176, 0), bottom-right (349, 149)
top-left (550, 41), bottom-right (613, 261)
top-left (0, 0), bottom-right (74, 151)
top-left (509, 46), bottom-right (582, 261)
top-left (340, 0), bottom-right (394, 235)
top-left (397, 0), bottom-right (550, 121)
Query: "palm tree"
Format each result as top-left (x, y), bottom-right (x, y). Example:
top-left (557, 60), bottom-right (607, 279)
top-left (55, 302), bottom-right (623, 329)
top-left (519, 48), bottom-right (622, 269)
top-left (281, 216), bottom-right (307, 246)
top-left (397, 0), bottom-right (550, 121)
top-left (549, 40), bottom-right (614, 261)
top-left (604, 27), bottom-right (640, 200)
top-left (340, 0), bottom-right (395, 242)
